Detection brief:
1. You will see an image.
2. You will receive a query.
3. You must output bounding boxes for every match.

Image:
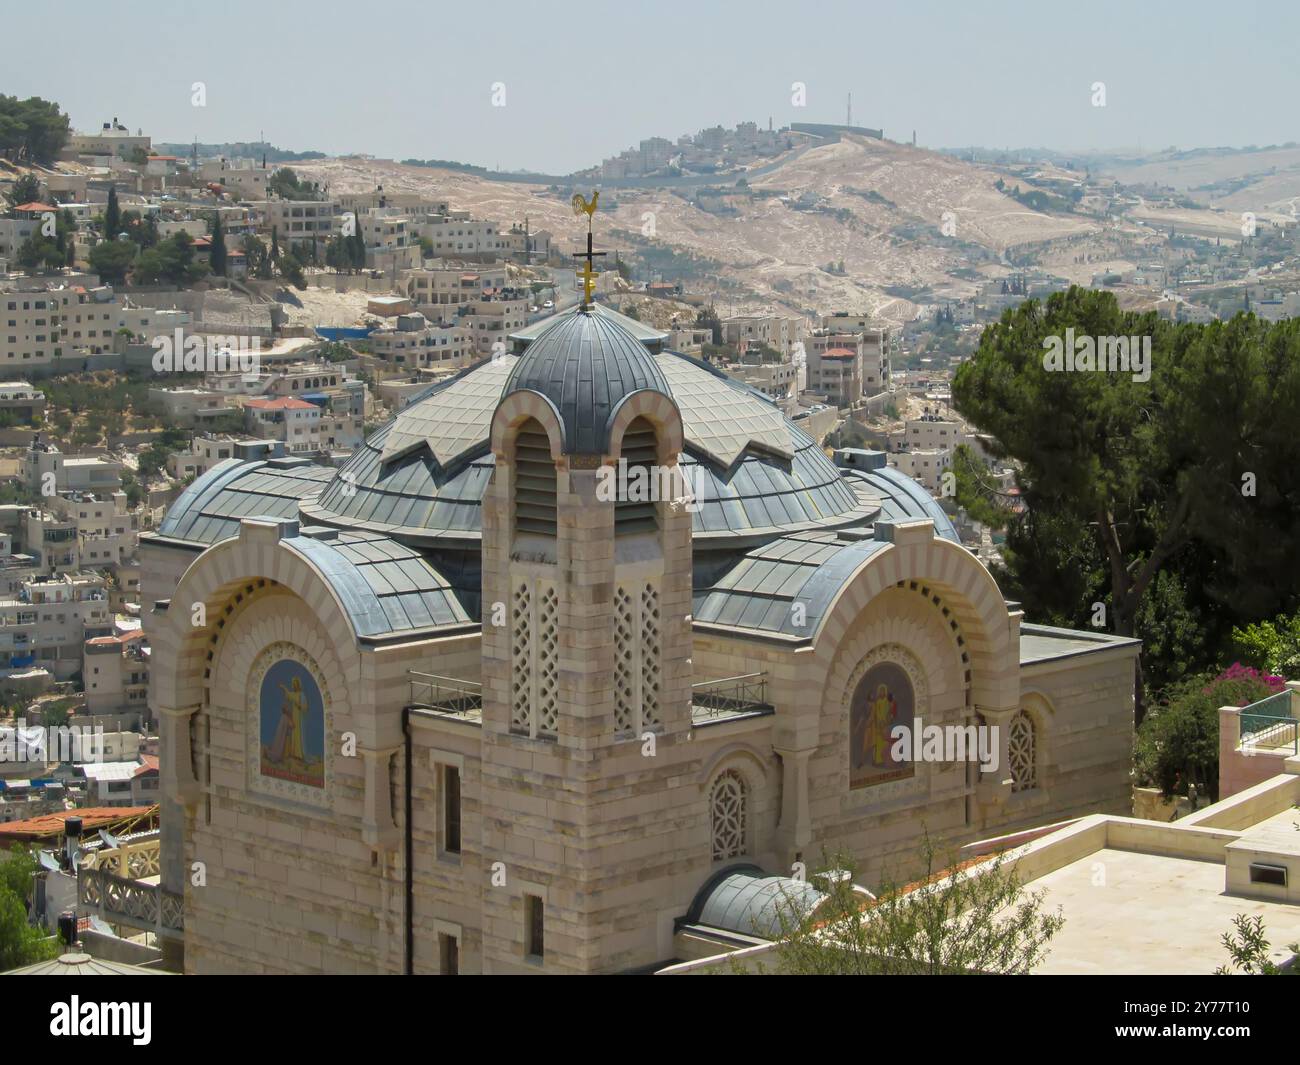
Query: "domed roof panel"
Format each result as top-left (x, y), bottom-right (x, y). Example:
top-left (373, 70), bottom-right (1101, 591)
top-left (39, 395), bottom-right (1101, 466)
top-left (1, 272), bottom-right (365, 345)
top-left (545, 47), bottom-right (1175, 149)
top-left (653, 353), bottom-right (793, 468)
top-left (503, 310), bottom-right (671, 455)
top-left (380, 355), bottom-right (519, 467)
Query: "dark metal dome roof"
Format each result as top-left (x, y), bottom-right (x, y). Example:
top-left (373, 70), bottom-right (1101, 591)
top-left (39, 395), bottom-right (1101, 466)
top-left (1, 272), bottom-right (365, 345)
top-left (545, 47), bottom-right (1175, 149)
top-left (502, 309), bottom-right (672, 455)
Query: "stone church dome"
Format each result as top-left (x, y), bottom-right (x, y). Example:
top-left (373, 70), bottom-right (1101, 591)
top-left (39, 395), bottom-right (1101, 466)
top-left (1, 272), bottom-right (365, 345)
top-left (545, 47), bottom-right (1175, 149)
top-left (502, 308), bottom-right (672, 455)
top-left (297, 303), bottom-right (919, 546)
top-left (158, 301), bottom-right (958, 640)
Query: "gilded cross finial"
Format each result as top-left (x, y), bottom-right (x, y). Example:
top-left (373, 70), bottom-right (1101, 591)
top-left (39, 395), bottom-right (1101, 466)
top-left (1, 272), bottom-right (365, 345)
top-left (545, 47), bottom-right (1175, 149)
top-left (570, 190), bottom-right (605, 310)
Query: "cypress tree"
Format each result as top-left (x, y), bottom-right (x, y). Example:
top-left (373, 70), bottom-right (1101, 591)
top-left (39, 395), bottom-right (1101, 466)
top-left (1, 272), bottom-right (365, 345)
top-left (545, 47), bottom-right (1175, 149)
top-left (105, 186), bottom-right (121, 240)
top-left (210, 212), bottom-right (227, 276)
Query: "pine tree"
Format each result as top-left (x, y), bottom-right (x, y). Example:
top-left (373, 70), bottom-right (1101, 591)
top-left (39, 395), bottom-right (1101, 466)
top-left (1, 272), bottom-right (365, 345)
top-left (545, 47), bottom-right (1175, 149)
top-left (104, 186), bottom-right (121, 240)
top-left (270, 225), bottom-right (280, 262)
top-left (210, 212), bottom-right (227, 277)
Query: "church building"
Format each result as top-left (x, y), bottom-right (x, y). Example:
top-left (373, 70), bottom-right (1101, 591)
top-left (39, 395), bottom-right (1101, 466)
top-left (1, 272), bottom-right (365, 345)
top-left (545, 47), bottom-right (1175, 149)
top-left (142, 302), bottom-right (1138, 973)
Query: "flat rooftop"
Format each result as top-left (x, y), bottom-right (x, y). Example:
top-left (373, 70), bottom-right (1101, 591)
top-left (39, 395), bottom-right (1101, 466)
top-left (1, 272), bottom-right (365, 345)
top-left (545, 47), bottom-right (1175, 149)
top-left (1027, 846), bottom-right (1300, 974)
top-left (1020, 623), bottom-right (1140, 665)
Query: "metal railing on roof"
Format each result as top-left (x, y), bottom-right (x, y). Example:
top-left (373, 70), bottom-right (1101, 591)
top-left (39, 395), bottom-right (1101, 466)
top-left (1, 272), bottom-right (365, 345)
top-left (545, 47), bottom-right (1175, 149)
top-left (408, 671), bottom-right (482, 720)
top-left (691, 673), bottom-right (774, 723)
top-left (1240, 690), bottom-right (1293, 738)
top-left (1240, 714), bottom-right (1298, 754)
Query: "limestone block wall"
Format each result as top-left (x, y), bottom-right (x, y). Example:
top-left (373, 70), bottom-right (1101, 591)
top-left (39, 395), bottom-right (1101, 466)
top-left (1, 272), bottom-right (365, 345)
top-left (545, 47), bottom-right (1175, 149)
top-left (1016, 648), bottom-right (1136, 825)
top-left (806, 583), bottom-right (975, 885)
top-left (183, 591), bottom-right (390, 974)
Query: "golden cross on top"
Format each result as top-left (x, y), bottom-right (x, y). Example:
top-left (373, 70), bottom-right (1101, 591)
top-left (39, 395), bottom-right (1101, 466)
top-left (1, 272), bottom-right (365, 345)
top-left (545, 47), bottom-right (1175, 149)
top-left (570, 190), bottom-right (605, 310)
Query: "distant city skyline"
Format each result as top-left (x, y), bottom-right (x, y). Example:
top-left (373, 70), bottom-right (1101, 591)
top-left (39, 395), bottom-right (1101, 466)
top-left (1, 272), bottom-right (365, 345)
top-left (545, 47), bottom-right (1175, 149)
top-left (5, 0), bottom-right (1297, 173)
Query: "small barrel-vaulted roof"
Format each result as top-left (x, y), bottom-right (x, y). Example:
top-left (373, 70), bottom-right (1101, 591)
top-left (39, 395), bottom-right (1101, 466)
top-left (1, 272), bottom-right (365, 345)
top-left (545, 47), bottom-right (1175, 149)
top-left (688, 867), bottom-right (825, 940)
top-left (502, 309), bottom-right (672, 455)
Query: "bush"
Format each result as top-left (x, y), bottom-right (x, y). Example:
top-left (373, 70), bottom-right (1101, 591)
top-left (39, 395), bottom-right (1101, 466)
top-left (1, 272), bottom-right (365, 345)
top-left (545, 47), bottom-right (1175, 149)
top-left (1135, 665), bottom-right (1283, 799)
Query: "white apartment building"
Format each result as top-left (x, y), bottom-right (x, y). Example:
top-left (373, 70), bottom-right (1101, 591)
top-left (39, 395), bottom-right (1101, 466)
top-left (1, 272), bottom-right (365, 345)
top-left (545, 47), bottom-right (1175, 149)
top-left (0, 217), bottom-right (40, 261)
top-left (418, 216), bottom-right (508, 258)
top-left (893, 448), bottom-right (952, 494)
top-left (65, 121), bottom-right (150, 160)
top-left (903, 416), bottom-right (960, 451)
top-left (147, 388), bottom-right (238, 426)
top-left (0, 381), bottom-right (45, 424)
top-left (368, 314), bottom-right (473, 369)
top-left (48, 491), bottom-right (139, 569)
top-left (2, 282), bottom-right (191, 368)
top-left (0, 572), bottom-right (112, 680)
top-left (22, 510), bottom-right (80, 574)
top-left (84, 633), bottom-right (149, 717)
top-left (244, 397), bottom-right (321, 453)
top-left (24, 440), bottom-right (123, 495)
top-left (461, 297), bottom-right (529, 357)
top-left (817, 313), bottom-right (892, 394)
top-left (403, 264), bottom-right (510, 310)
top-left (725, 359), bottom-right (799, 408)
top-left (257, 199), bottom-right (336, 248)
top-left (198, 162), bottom-right (270, 200)
top-left (722, 314), bottom-right (805, 357)
top-left (167, 436), bottom-right (284, 480)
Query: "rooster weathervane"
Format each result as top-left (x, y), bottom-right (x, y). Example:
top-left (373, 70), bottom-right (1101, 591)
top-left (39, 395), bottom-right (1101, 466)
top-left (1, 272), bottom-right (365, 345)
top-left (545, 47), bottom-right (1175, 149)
top-left (571, 190), bottom-right (604, 309)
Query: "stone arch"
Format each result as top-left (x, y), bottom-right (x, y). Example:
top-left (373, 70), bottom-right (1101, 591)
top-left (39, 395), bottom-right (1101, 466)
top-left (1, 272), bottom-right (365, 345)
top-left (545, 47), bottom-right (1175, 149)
top-left (604, 388), bottom-right (684, 467)
top-left (695, 741), bottom-right (775, 790)
top-left (1012, 690), bottom-right (1055, 788)
top-left (489, 389), bottom-right (566, 464)
top-left (825, 614), bottom-right (950, 728)
top-left (152, 527), bottom-right (363, 716)
top-left (811, 532), bottom-right (1018, 714)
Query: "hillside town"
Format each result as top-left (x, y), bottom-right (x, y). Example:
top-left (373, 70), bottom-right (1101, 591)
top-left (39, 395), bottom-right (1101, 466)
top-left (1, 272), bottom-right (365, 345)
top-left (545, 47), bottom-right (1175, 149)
top-left (4, 3), bottom-right (1300, 1010)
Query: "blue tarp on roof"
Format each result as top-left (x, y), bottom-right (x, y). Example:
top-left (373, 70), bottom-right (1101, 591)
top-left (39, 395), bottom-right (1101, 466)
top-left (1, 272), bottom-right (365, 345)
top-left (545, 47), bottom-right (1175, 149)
top-left (315, 327), bottom-right (372, 342)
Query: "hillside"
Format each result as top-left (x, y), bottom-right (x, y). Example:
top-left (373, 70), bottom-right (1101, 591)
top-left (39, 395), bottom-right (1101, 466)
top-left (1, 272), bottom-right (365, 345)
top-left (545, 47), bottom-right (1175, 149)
top-left (295, 136), bottom-right (1097, 327)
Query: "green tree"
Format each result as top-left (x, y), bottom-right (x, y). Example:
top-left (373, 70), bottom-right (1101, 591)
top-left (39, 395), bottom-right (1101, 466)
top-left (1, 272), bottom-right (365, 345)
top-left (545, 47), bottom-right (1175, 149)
top-left (104, 185), bottom-right (121, 240)
top-left (1232, 611), bottom-right (1300, 677)
top-left (88, 238), bottom-right (137, 285)
top-left (17, 233), bottom-right (64, 272)
top-left (278, 250), bottom-right (306, 289)
top-left (132, 232), bottom-right (208, 287)
top-left (763, 840), bottom-right (1064, 975)
top-left (953, 289), bottom-right (1300, 721)
top-left (267, 167), bottom-right (320, 201)
top-left (6, 173), bottom-right (41, 210)
top-left (0, 845), bottom-right (58, 970)
top-left (0, 96), bottom-right (70, 165)
top-left (1135, 666), bottom-right (1279, 800)
top-left (244, 235), bottom-right (273, 280)
top-left (209, 212), bottom-right (227, 277)
top-left (1215, 914), bottom-right (1296, 974)
top-left (695, 305), bottom-right (722, 345)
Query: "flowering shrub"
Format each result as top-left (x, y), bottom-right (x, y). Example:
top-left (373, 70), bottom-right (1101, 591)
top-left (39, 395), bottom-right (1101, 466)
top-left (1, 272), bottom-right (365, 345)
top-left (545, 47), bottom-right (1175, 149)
top-left (1136, 666), bottom-right (1281, 800)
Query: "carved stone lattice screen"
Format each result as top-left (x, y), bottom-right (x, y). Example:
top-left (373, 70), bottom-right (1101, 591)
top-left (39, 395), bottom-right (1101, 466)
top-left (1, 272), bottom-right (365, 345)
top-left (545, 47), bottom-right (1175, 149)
top-left (710, 769), bottom-right (748, 861)
top-left (1009, 710), bottom-right (1037, 792)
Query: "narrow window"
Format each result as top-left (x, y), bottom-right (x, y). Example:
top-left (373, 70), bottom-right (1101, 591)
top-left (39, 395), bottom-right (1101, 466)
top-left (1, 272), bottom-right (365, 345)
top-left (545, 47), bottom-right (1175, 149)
top-left (524, 895), bottom-right (544, 959)
top-left (439, 932), bottom-right (459, 974)
top-left (443, 765), bottom-right (461, 855)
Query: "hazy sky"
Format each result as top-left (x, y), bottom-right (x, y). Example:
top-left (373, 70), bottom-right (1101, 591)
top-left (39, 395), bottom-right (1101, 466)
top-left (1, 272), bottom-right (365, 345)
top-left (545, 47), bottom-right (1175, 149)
top-left (6, 0), bottom-right (1297, 172)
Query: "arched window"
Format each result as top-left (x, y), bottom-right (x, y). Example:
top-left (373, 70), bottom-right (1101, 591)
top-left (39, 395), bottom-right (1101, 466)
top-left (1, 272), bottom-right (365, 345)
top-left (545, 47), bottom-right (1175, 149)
top-left (1008, 710), bottom-right (1037, 792)
top-left (614, 416), bottom-right (659, 536)
top-left (513, 419), bottom-right (556, 539)
top-left (710, 770), bottom-right (749, 861)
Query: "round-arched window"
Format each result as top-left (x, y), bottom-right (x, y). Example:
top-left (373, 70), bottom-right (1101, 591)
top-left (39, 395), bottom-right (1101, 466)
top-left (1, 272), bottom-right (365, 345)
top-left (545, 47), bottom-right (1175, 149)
top-left (710, 770), bottom-right (748, 861)
top-left (1009, 710), bottom-right (1037, 793)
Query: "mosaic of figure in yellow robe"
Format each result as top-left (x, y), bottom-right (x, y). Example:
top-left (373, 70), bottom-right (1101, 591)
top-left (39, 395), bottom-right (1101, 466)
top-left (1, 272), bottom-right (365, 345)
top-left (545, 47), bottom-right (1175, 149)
top-left (864, 683), bottom-right (897, 766)
top-left (268, 676), bottom-right (307, 765)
